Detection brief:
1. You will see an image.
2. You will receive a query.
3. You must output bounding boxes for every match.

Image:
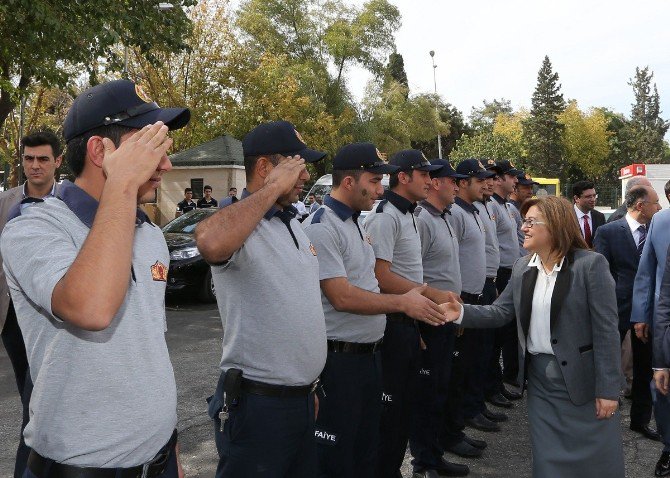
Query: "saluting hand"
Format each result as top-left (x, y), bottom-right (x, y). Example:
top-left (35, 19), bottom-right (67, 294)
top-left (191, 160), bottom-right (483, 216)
top-left (402, 284), bottom-right (448, 326)
top-left (102, 122), bottom-right (172, 190)
top-left (264, 155), bottom-right (306, 197)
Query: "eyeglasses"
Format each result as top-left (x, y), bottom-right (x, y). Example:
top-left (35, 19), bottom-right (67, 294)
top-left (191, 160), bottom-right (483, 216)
top-left (522, 218), bottom-right (547, 228)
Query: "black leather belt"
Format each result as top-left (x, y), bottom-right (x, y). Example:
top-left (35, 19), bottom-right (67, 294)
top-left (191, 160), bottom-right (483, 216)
top-left (27, 429), bottom-right (177, 478)
top-left (387, 312), bottom-right (416, 325)
top-left (241, 377), bottom-right (319, 398)
top-left (461, 291), bottom-right (484, 304)
top-left (327, 339), bottom-right (382, 354)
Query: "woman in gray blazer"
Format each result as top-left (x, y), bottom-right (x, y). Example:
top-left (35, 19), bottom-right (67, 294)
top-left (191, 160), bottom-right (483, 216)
top-left (444, 196), bottom-right (624, 477)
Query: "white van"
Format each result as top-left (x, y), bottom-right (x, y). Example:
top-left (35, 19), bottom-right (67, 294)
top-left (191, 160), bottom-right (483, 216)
top-left (304, 174), bottom-right (391, 220)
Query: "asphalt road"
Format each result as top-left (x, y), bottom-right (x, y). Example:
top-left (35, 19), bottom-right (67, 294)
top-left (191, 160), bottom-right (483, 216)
top-left (0, 298), bottom-right (665, 477)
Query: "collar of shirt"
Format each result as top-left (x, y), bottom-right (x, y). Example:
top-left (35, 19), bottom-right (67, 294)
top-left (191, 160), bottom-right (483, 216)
top-left (508, 199), bottom-right (520, 209)
top-left (419, 199), bottom-right (448, 217)
top-left (385, 190), bottom-right (416, 214)
top-left (241, 188), bottom-right (299, 220)
top-left (527, 253), bottom-right (565, 274)
top-left (455, 196), bottom-right (479, 215)
top-left (57, 180), bottom-right (150, 229)
top-left (492, 193), bottom-right (507, 205)
top-left (625, 212), bottom-right (644, 235)
top-left (324, 195), bottom-right (358, 222)
top-left (573, 204), bottom-right (591, 220)
top-left (22, 180), bottom-right (57, 199)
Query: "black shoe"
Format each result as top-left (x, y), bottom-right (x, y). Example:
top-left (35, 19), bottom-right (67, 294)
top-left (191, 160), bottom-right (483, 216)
top-left (631, 423), bottom-right (661, 442)
top-left (436, 457), bottom-right (470, 476)
top-left (463, 434), bottom-right (487, 450)
top-left (465, 413), bottom-right (500, 432)
top-left (656, 451), bottom-right (670, 476)
top-left (501, 386), bottom-right (523, 401)
top-left (482, 407), bottom-right (508, 422)
top-left (444, 439), bottom-right (484, 458)
top-left (487, 392), bottom-right (513, 408)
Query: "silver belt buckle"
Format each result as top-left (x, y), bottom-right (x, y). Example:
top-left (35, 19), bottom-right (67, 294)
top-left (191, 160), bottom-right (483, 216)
top-left (141, 462), bottom-right (150, 478)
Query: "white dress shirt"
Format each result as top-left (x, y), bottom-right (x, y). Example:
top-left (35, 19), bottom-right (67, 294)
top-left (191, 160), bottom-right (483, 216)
top-left (574, 204), bottom-right (592, 239)
top-left (624, 213), bottom-right (644, 245)
top-left (527, 253), bottom-right (565, 355)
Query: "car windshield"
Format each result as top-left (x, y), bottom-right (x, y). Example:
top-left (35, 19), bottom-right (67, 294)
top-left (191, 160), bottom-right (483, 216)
top-left (162, 210), bottom-right (213, 234)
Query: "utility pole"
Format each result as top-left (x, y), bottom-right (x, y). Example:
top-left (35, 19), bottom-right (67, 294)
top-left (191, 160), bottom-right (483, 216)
top-left (429, 50), bottom-right (442, 159)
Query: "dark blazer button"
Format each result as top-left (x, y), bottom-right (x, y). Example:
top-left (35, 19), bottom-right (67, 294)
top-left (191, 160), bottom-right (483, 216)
top-left (552, 339), bottom-right (557, 344)
top-left (561, 361), bottom-right (567, 366)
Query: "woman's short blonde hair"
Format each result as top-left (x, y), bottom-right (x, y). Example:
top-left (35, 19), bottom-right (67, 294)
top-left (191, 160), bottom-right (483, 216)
top-left (520, 196), bottom-right (588, 257)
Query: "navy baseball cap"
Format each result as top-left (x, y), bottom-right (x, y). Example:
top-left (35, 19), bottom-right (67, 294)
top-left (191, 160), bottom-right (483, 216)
top-left (429, 159), bottom-right (468, 179)
top-left (333, 143), bottom-right (399, 174)
top-left (63, 80), bottom-right (190, 142)
top-left (516, 171), bottom-right (540, 186)
top-left (456, 158), bottom-right (496, 179)
top-left (390, 150), bottom-right (442, 172)
top-left (486, 159), bottom-right (522, 176)
top-left (242, 121), bottom-right (326, 163)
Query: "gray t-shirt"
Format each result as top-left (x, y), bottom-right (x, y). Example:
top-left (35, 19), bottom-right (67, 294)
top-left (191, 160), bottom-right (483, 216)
top-left (415, 201), bottom-right (462, 294)
top-left (491, 194), bottom-right (521, 268)
top-left (448, 197), bottom-right (486, 295)
top-left (212, 197), bottom-right (327, 386)
top-left (364, 190), bottom-right (423, 284)
top-left (0, 181), bottom-right (176, 467)
top-left (303, 197), bottom-right (385, 343)
top-left (509, 200), bottom-right (528, 256)
top-left (475, 199), bottom-right (501, 277)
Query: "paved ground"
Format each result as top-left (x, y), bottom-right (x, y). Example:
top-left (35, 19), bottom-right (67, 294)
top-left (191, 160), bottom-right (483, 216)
top-left (0, 297), bottom-right (664, 477)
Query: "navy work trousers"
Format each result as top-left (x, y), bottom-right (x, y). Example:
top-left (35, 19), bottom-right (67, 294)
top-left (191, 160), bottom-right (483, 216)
top-left (462, 279), bottom-right (497, 420)
top-left (376, 317), bottom-right (421, 478)
top-left (2, 302), bottom-right (32, 478)
top-left (315, 349), bottom-right (382, 477)
top-left (209, 372), bottom-right (317, 478)
top-left (409, 322), bottom-right (456, 472)
top-left (485, 267), bottom-right (517, 397)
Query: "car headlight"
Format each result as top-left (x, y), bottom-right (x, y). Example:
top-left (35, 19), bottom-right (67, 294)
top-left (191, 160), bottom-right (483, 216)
top-left (170, 246), bottom-right (201, 261)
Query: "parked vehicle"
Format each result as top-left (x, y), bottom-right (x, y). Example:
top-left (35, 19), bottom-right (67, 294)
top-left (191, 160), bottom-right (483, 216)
top-left (162, 209), bottom-right (217, 302)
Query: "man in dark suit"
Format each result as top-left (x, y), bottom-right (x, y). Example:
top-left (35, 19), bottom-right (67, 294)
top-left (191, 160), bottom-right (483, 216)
top-left (572, 180), bottom-right (605, 247)
top-left (594, 185), bottom-right (662, 441)
top-left (0, 130), bottom-right (62, 477)
top-left (607, 176), bottom-right (652, 223)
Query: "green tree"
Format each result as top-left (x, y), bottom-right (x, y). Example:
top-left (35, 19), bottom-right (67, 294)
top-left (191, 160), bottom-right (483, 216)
top-left (0, 0), bottom-right (195, 131)
top-left (469, 98), bottom-right (512, 133)
top-left (622, 67), bottom-right (669, 164)
top-left (386, 52), bottom-right (408, 88)
top-left (522, 56), bottom-right (566, 179)
top-left (450, 130), bottom-right (524, 163)
top-left (412, 98), bottom-right (469, 158)
top-left (557, 101), bottom-right (611, 181)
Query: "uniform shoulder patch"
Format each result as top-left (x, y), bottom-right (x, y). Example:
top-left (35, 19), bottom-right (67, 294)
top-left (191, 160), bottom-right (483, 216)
top-left (310, 207), bottom-right (326, 224)
top-left (376, 199), bottom-right (388, 213)
top-left (151, 261), bottom-right (168, 282)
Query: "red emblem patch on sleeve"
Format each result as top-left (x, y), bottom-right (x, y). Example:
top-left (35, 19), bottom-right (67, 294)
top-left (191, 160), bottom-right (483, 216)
top-left (151, 261), bottom-right (168, 282)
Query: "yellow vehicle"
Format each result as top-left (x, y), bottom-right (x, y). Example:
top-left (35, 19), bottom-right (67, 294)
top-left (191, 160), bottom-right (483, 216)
top-left (530, 177), bottom-right (561, 197)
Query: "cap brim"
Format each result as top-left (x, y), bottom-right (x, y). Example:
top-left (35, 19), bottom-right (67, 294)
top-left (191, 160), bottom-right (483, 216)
top-left (120, 107), bottom-right (191, 131)
top-left (505, 168), bottom-right (522, 176)
top-left (474, 170), bottom-right (496, 178)
top-left (518, 179), bottom-right (540, 186)
top-left (416, 164), bottom-right (443, 172)
top-left (450, 173), bottom-right (470, 179)
top-left (288, 147), bottom-right (327, 163)
top-left (367, 164), bottom-right (400, 174)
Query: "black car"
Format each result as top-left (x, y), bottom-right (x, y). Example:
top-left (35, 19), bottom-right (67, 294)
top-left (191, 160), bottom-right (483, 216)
top-left (162, 209), bottom-right (217, 302)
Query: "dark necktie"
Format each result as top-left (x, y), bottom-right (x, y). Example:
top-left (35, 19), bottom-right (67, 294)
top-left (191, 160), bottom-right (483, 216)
top-left (583, 215), bottom-right (592, 247)
top-left (637, 224), bottom-right (647, 256)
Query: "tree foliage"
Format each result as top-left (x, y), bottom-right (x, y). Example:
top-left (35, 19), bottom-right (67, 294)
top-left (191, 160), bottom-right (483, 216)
top-left (469, 98), bottom-right (513, 133)
top-left (522, 56), bottom-right (566, 180)
top-left (0, 0), bottom-right (195, 131)
top-left (622, 67), bottom-right (669, 164)
top-left (557, 101), bottom-right (611, 180)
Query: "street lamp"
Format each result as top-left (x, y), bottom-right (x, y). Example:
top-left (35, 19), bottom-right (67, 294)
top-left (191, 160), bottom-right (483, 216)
top-left (123, 3), bottom-right (174, 78)
top-left (429, 50), bottom-right (442, 159)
